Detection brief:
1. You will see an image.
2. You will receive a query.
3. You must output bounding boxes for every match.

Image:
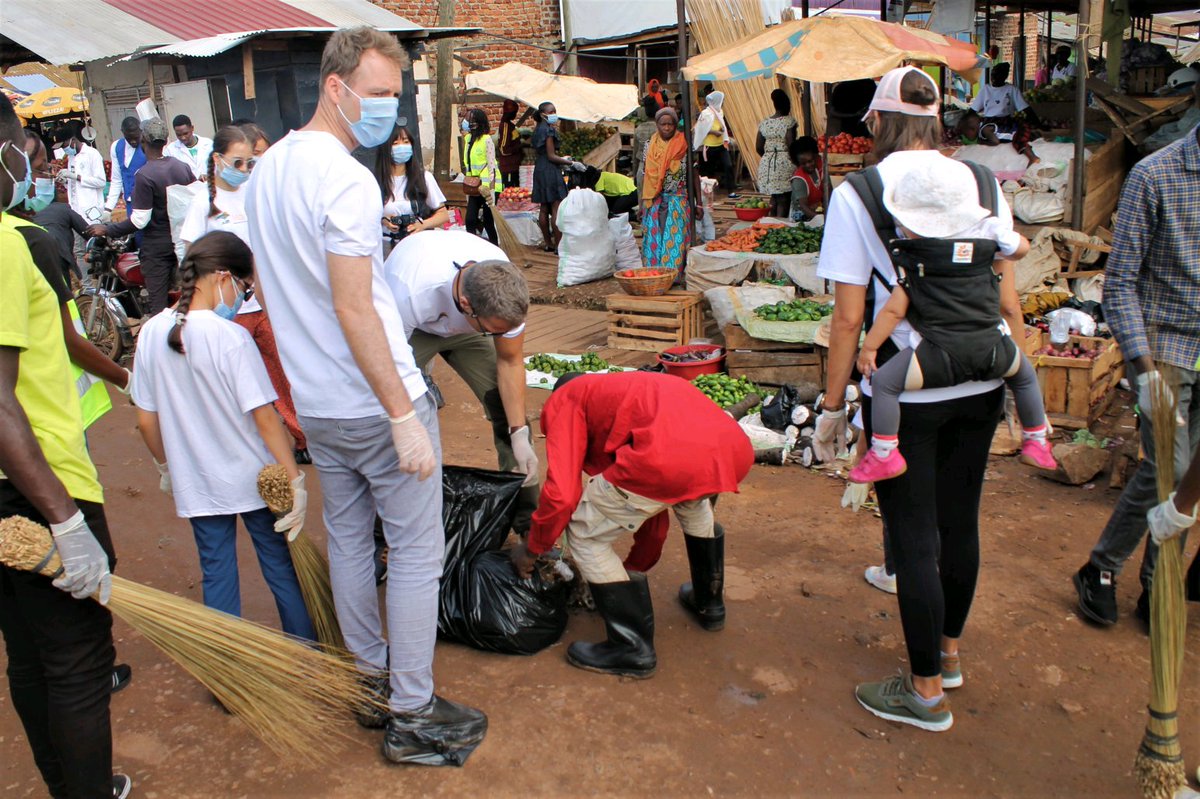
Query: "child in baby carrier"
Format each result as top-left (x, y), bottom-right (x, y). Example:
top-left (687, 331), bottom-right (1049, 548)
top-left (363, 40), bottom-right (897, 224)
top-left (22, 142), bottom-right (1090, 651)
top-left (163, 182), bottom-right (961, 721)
top-left (849, 160), bottom-right (1057, 484)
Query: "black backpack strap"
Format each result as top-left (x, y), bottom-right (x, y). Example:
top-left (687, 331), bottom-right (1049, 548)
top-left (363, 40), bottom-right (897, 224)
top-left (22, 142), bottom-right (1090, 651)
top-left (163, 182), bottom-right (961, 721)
top-left (961, 160), bottom-right (999, 217)
top-left (845, 167), bottom-right (898, 291)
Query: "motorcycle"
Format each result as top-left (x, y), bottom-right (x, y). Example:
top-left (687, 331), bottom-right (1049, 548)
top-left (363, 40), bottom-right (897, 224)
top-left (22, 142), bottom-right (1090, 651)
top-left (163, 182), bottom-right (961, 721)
top-left (75, 235), bottom-right (178, 361)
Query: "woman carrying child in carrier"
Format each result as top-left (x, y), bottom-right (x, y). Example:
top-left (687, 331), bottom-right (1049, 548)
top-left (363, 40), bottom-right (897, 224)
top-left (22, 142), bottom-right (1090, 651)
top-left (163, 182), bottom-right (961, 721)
top-left (848, 157), bottom-right (1057, 484)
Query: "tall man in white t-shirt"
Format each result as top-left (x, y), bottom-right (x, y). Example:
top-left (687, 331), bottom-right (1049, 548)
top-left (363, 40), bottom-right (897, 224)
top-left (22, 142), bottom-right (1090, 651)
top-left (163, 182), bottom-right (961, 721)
top-left (383, 230), bottom-right (540, 533)
top-left (245, 27), bottom-right (486, 767)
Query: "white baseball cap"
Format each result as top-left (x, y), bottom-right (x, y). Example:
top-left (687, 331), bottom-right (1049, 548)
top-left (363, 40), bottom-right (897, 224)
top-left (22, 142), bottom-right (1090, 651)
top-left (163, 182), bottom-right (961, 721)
top-left (882, 158), bottom-right (990, 239)
top-left (867, 66), bottom-right (940, 117)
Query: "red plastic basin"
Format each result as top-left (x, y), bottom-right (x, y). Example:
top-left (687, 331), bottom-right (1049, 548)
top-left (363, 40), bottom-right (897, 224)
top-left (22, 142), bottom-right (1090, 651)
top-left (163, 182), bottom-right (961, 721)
top-left (658, 344), bottom-right (725, 379)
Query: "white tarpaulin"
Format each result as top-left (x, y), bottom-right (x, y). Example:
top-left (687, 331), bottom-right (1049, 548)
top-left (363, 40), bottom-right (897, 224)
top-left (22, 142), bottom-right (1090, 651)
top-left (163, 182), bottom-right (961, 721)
top-left (464, 62), bottom-right (638, 123)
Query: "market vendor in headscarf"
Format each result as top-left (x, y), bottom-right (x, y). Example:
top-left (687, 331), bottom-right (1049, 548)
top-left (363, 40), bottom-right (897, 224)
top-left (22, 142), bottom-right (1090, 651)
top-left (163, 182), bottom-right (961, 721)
top-left (640, 107), bottom-right (699, 273)
top-left (646, 79), bottom-right (667, 112)
top-left (693, 90), bottom-right (736, 192)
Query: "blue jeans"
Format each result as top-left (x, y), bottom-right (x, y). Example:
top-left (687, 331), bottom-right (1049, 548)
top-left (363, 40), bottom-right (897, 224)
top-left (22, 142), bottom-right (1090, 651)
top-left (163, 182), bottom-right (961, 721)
top-left (188, 507), bottom-right (315, 640)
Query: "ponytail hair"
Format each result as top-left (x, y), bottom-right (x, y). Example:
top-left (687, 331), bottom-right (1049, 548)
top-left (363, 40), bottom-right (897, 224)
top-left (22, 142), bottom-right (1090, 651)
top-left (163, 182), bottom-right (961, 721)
top-left (207, 125), bottom-right (252, 219)
top-left (532, 101), bottom-right (554, 124)
top-left (167, 231), bottom-right (255, 354)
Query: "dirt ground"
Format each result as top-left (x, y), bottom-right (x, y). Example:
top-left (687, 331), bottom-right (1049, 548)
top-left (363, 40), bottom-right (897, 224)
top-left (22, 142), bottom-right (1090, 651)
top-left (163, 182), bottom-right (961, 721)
top-left (3, 364), bottom-right (1199, 799)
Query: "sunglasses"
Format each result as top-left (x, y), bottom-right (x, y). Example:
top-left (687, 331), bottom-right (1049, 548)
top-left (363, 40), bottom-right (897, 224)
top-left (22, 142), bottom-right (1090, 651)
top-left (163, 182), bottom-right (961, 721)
top-left (218, 154), bottom-right (258, 171)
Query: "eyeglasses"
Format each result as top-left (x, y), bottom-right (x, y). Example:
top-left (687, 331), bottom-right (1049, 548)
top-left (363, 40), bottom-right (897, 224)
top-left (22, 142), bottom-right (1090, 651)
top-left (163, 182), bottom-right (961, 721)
top-left (468, 313), bottom-right (501, 338)
top-left (218, 154), bottom-right (258, 171)
top-left (233, 276), bottom-right (255, 302)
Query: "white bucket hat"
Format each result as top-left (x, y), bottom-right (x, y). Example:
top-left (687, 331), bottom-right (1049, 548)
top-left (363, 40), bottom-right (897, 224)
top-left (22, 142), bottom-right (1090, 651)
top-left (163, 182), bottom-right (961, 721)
top-left (882, 158), bottom-right (990, 239)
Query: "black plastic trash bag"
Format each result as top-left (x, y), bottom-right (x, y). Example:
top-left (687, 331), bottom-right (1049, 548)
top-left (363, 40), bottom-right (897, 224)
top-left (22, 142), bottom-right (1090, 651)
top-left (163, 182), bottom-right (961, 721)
top-left (438, 466), bottom-right (569, 655)
top-left (761, 384), bottom-right (803, 431)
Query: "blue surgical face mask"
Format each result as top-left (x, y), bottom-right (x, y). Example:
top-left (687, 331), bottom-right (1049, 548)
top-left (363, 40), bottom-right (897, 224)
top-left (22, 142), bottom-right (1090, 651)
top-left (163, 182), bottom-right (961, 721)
top-left (24, 177), bottom-right (54, 213)
top-left (546, 114), bottom-right (559, 125)
top-left (336, 79), bottom-right (399, 149)
top-left (461, 118), bottom-right (471, 132)
top-left (2, 143), bottom-right (32, 212)
top-left (217, 156), bottom-right (250, 188)
top-left (391, 143), bottom-right (413, 164)
top-left (214, 274), bottom-right (245, 320)
top-left (63, 145), bottom-right (78, 157)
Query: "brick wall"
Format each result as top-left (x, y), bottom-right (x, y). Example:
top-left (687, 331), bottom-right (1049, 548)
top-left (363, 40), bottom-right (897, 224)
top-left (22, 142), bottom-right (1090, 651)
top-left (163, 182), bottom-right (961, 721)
top-left (374, 1), bottom-right (563, 128)
top-left (990, 12), bottom-right (1046, 86)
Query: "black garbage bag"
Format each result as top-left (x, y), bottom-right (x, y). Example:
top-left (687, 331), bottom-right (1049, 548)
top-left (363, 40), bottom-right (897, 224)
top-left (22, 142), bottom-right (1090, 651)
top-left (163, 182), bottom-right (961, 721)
top-left (439, 466), bottom-right (569, 655)
top-left (761, 384), bottom-right (803, 431)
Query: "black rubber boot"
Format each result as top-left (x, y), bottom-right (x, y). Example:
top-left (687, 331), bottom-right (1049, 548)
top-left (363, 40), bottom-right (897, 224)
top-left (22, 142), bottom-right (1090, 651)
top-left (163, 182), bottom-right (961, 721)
top-left (566, 574), bottom-right (656, 679)
top-left (382, 695), bottom-right (488, 767)
top-left (678, 524), bottom-right (726, 631)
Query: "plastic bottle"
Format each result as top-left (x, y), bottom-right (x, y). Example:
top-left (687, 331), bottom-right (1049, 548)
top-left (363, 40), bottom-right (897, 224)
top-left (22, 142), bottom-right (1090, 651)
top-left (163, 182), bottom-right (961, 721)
top-left (1049, 312), bottom-right (1071, 353)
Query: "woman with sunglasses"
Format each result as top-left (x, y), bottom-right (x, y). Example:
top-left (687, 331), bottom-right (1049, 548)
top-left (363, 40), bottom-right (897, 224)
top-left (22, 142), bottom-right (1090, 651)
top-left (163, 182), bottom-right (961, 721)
top-left (130, 231), bottom-right (314, 640)
top-left (179, 126), bottom-right (310, 464)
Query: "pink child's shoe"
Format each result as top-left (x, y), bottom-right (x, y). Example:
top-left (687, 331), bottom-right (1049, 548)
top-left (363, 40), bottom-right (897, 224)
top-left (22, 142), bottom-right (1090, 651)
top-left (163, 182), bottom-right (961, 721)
top-left (1019, 438), bottom-right (1057, 471)
top-left (848, 449), bottom-right (908, 484)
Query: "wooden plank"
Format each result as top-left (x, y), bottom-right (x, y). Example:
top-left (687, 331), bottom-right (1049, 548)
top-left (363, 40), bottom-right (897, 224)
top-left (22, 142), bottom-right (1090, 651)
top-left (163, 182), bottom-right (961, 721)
top-left (608, 334), bottom-right (671, 352)
top-left (242, 44), bottom-right (256, 100)
top-left (1041, 367), bottom-right (1069, 415)
top-left (606, 312), bottom-right (684, 329)
top-left (582, 132), bottom-right (623, 170)
top-left (609, 327), bottom-right (681, 342)
top-left (723, 324), bottom-right (820, 352)
top-left (727, 350), bottom-right (823, 368)
top-left (1066, 369), bottom-right (1091, 421)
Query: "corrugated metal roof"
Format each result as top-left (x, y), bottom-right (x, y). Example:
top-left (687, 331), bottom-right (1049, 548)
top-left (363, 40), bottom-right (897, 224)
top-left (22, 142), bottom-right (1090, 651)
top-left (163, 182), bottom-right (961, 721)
top-left (0, 0), bottom-right (426, 64)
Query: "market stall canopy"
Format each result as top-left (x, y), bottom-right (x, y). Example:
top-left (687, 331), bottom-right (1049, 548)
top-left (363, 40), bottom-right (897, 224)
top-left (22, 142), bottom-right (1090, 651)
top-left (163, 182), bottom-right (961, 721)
top-left (14, 86), bottom-right (88, 120)
top-left (464, 62), bottom-right (639, 123)
top-left (1180, 40), bottom-right (1200, 66)
top-left (681, 15), bottom-right (986, 85)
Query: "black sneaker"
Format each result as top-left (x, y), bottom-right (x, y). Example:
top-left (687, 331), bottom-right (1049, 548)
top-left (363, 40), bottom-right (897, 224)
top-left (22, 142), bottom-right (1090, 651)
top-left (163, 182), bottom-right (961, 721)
top-left (1134, 588), bottom-right (1150, 631)
top-left (355, 673), bottom-right (391, 729)
top-left (111, 663), bottom-right (132, 694)
top-left (1073, 563), bottom-right (1118, 625)
top-left (112, 773), bottom-right (132, 799)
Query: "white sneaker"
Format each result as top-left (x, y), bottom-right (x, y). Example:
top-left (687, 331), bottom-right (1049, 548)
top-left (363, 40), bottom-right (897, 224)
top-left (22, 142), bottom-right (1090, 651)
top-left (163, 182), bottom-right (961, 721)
top-left (864, 565), bottom-right (897, 594)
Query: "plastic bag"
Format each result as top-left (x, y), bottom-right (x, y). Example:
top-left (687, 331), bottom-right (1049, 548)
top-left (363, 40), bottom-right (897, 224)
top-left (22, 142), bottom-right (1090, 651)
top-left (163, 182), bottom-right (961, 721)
top-left (557, 188), bottom-right (615, 286)
top-left (608, 213), bottom-right (642, 271)
top-left (167, 181), bottom-right (205, 263)
top-left (1046, 307), bottom-right (1097, 338)
top-left (761, 384), bottom-right (805, 431)
top-left (438, 466), bottom-right (569, 655)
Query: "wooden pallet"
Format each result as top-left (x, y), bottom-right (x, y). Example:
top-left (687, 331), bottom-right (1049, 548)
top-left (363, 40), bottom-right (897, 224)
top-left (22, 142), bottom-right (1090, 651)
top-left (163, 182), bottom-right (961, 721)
top-left (607, 290), bottom-right (707, 352)
top-left (723, 324), bottom-right (826, 389)
top-left (1028, 332), bottom-right (1124, 429)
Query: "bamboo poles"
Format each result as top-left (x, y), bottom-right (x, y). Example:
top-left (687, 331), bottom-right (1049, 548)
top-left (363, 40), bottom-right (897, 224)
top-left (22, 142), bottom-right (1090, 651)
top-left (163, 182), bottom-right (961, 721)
top-left (686, 0), bottom-right (781, 190)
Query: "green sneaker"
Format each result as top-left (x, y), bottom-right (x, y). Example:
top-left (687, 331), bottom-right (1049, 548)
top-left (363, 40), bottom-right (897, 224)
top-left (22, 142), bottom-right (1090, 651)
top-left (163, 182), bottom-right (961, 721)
top-left (941, 653), bottom-right (963, 689)
top-left (855, 672), bottom-right (953, 732)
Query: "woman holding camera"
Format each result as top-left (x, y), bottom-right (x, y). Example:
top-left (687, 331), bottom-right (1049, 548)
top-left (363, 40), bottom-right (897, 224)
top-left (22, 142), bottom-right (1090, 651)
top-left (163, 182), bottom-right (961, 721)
top-left (375, 125), bottom-right (450, 251)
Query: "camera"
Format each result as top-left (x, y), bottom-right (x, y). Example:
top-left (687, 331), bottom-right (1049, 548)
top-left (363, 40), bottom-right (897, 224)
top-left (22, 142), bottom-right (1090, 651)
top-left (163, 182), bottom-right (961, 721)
top-left (387, 214), bottom-right (419, 242)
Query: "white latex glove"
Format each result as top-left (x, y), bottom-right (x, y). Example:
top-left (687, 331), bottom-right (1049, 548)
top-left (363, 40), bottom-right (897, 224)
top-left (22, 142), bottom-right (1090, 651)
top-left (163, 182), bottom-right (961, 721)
top-left (510, 426), bottom-right (539, 486)
top-left (50, 510), bottom-right (112, 604)
top-left (841, 482), bottom-right (870, 512)
top-left (273, 472), bottom-right (308, 541)
top-left (390, 411), bottom-right (436, 481)
top-left (570, 160), bottom-right (588, 172)
top-left (115, 368), bottom-right (132, 396)
top-left (154, 459), bottom-right (172, 496)
top-left (1137, 370), bottom-right (1184, 427)
top-left (812, 406), bottom-right (848, 464)
top-left (58, 168), bottom-right (77, 182)
top-left (1148, 492), bottom-right (1197, 545)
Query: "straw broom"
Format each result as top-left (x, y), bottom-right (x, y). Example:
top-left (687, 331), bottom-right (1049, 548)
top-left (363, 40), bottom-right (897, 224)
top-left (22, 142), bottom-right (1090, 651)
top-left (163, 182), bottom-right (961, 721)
top-left (483, 191), bottom-right (530, 267)
top-left (258, 465), bottom-right (345, 654)
top-left (0, 515), bottom-right (380, 761)
top-left (1133, 369), bottom-right (1189, 799)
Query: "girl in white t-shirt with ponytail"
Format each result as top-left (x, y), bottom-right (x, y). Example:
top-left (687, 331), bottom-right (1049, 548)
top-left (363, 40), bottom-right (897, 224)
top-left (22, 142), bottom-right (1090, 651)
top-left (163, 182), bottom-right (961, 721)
top-left (131, 231), bottom-right (315, 640)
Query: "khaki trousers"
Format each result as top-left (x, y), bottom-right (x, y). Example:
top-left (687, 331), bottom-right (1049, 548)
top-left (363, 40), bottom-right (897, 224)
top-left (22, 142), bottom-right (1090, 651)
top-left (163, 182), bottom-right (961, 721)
top-left (567, 475), bottom-right (714, 584)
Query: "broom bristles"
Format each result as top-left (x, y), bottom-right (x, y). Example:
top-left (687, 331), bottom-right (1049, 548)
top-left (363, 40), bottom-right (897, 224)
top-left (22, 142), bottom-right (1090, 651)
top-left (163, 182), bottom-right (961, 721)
top-left (257, 464), bottom-right (294, 516)
top-left (0, 516), bottom-right (381, 761)
top-left (483, 192), bottom-right (529, 266)
top-left (288, 532), bottom-right (346, 654)
top-left (1136, 369), bottom-right (1188, 798)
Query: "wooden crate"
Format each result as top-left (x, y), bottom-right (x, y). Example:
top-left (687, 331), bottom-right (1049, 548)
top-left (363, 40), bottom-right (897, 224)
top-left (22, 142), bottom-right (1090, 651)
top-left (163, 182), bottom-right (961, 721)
top-left (1128, 66), bottom-right (1168, 96)
top-left (607, 291), bottom-right (706, 352)
top-left (723, 324), bottom-right (825, 388)
top-left (1028, 332), bottom-right (1124, 429)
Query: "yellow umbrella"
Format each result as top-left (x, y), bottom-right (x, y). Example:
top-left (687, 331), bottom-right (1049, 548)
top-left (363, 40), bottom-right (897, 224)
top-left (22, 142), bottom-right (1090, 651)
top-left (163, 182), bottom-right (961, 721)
top-left (14, 86), bottom-right (88, 120)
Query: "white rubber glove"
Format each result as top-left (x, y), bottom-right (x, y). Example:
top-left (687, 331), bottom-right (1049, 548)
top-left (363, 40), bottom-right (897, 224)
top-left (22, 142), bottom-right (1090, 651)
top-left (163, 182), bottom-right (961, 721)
top-left (390, 411), bottom-right (436, 481)
top-left (1137, 370), bottom-right (1183, 427)
top-left (841, 482), bottom-right (870, 512)
top-left (58, 168), bottom-right (77, 181)
top-left (273, 472), bottom-right (307, 542)
top-left (50, 510), bottom-right (112, 604)
top-left (115, 368), bottom-right (132, 396)
top-left (1148, 492), bottom-right (1197, 545)
top-left (510, 426), bottom-right (539, 487)
top-left (570, 160), bottom-right (588, 172)
top-left (155, 459), bottom-right (172, 496)
top-left (812, 406), bottom-right (848, 464)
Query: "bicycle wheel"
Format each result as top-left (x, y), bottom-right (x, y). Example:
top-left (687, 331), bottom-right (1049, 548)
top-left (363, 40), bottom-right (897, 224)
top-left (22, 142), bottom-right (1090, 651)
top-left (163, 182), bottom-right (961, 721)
top-left (75, 295), bottom-right (123, 362)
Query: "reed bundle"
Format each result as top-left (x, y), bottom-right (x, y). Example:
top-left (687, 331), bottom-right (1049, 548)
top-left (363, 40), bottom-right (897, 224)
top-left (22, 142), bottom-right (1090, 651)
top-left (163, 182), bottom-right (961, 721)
top-left (1133, 370), bottom-right (1189, 798)
top-left (0, 515), bottom-right (376, 760)
top-left (257, 465), bottom-right (345, 653)
top-left (686, 0), bottom-right (781, 186)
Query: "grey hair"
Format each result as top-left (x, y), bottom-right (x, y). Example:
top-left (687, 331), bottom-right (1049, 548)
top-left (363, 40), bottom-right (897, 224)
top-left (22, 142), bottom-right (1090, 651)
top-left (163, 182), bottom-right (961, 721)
top-left (461, 260), bottom-right (529, 328)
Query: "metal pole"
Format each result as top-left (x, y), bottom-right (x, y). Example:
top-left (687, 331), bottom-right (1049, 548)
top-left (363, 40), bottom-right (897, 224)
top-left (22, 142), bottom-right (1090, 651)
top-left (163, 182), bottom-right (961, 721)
top-left (802, 0), bottom-right (813, 136)
top-left (880, 0), bottom-right (887, 22)
top-left (676, 0), bottom-right (696, 241)
top-left (1070, 0), bottom-right (1090, 230)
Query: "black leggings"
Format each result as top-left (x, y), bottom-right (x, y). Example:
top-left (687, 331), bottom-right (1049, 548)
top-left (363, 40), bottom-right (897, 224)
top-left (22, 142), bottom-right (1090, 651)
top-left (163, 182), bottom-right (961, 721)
top-left (500, 171), bottom-right (520, 190)
top-left (605, 191), bottom-right (639, 218)
top-left (872, 387), bottom-right (1004, 678)
top-left (465, 194), bottom-right (498, 245)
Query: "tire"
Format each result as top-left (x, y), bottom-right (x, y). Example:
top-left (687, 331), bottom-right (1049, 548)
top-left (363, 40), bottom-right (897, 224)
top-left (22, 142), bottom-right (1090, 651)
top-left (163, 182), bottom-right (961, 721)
top-left (75, 295), bottom-right (124, 362)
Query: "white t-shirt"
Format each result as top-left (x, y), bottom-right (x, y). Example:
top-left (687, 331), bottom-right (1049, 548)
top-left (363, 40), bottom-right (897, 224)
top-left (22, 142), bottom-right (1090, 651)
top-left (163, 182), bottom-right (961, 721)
top-left (1051, 62), bottom-right (1077, 82)
top-left (969, 83), bottom-right (1030, 118)
top-left (245, 129), bottom-right (426, 419)
top-left (178, 186), bottom-right (261, 313)
top-left (384, 230), bottom-right (526, 340)
top-left (131, 309), bottom-right (277, 518)
top-left (381, 170), bottom-right (447, 219)
top-left (165, 136), bottom-right (214, 180)
top-left (816, 149), bottom-right (1012, 403)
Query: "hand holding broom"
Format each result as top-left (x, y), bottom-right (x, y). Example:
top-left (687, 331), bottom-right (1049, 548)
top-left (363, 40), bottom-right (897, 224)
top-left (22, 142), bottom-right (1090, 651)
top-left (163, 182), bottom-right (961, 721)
top-left (271, 471), bottom-right (307, 542)
top-left (48, 510), bottom-right (112, 603)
